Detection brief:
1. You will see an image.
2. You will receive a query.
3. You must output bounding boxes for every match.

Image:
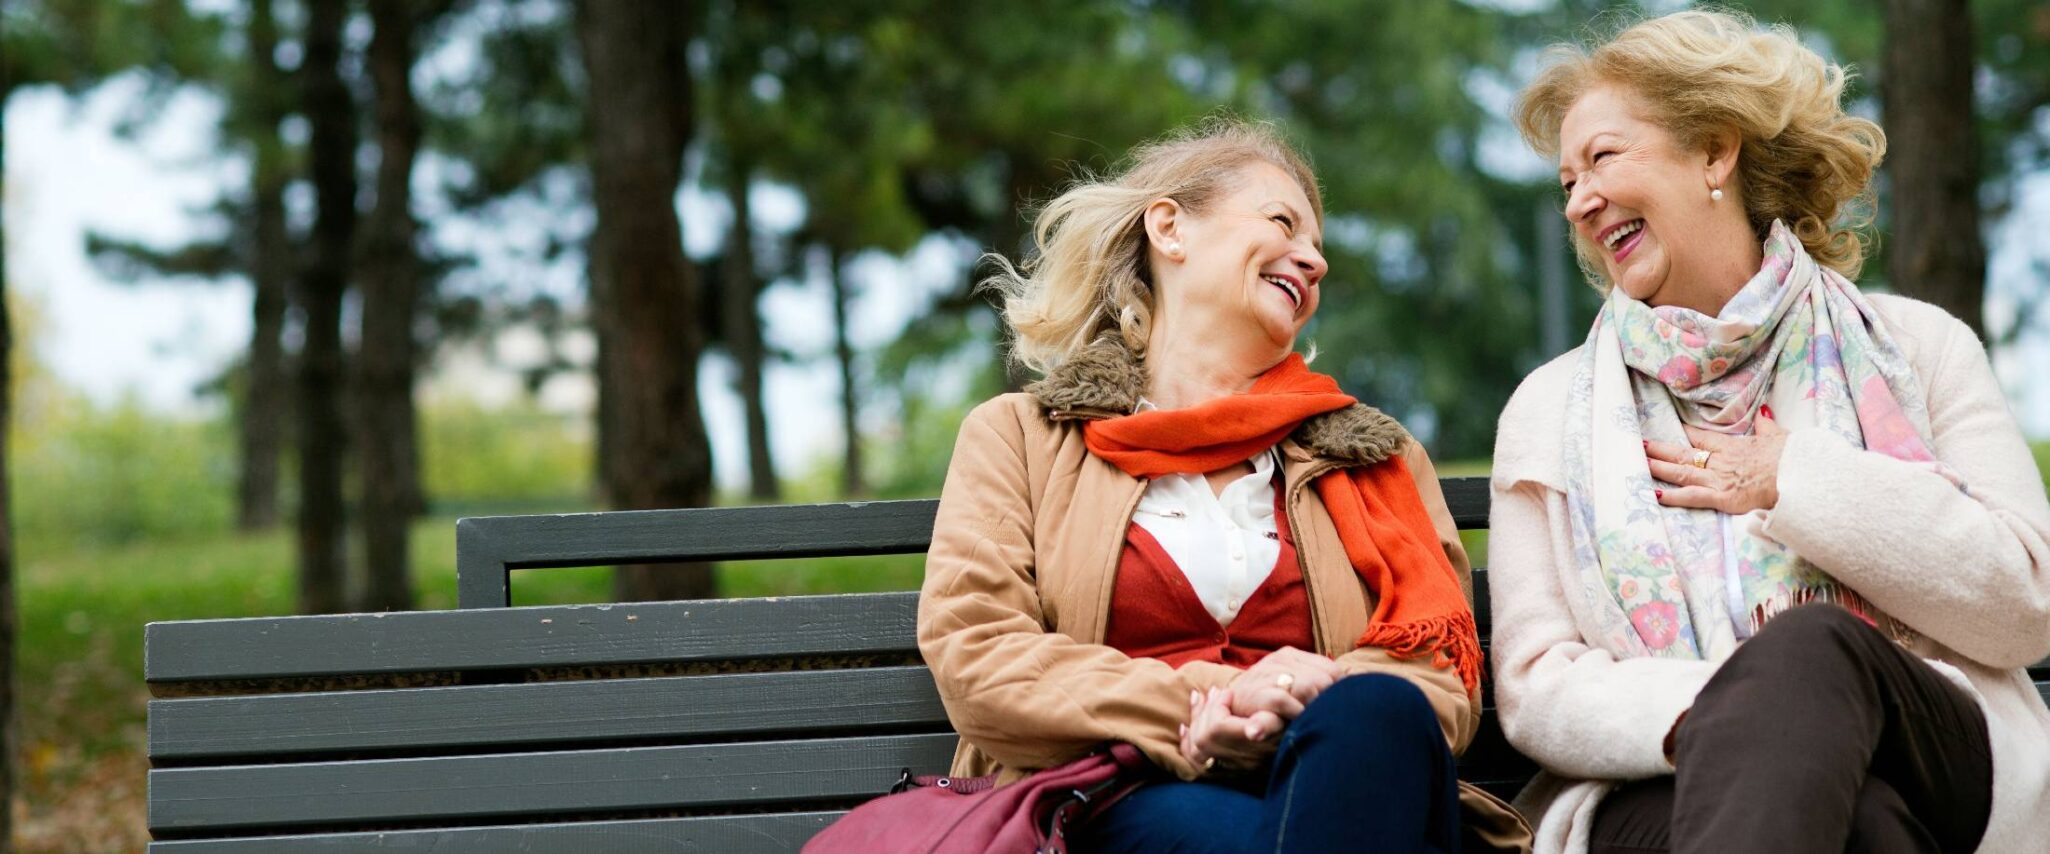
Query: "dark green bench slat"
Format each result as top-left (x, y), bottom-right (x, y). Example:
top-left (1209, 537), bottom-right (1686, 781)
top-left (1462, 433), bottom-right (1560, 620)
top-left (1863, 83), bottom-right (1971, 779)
top-left (455, 478), bottom-right (1493, 606)
top-left (147, 570), bottom-right (1518, 684)
top-left (149, 667), bottom-right (947, 759)
top-left (146, 812), bottom-right (843, 853)
top-left (149, 733), bottom-right (957, 832)
top-left (459, 499), bottom-right (941, 565)
top-left (145, 592), bottom-right (917, 682)
top-left (1473, 567), bottom-right (1490, 630)
top-left (457, 499), bottom-right (942, 606)
top-left (1440, 476), bottom-right (1489, 529)
top-left (1457, 714), bottom-right (1539, 783)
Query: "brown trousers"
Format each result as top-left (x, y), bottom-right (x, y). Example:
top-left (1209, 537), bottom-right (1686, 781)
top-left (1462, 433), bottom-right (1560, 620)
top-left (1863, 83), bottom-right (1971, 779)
top-left (1590, 604), bottom-right (1993, 854)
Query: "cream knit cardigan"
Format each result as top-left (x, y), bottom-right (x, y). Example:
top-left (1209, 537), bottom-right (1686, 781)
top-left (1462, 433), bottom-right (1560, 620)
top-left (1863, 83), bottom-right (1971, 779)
top-left (1489, 293), bottom-right (2050, 853)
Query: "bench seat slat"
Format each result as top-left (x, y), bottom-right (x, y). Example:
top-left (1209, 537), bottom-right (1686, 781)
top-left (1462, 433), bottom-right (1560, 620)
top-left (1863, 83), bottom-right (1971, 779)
top-left (150, 667), bottom-right (947, 759)
top-left (146, 812), bottom-right (844, 852)
top-left (145, 593), bottom-right (919, 682)
top-left (149, 733), bottom-right (958, 832)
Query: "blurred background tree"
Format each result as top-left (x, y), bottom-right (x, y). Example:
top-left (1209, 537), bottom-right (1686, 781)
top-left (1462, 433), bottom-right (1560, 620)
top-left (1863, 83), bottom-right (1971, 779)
top-left (3, 0), bottom-right (2047, 848)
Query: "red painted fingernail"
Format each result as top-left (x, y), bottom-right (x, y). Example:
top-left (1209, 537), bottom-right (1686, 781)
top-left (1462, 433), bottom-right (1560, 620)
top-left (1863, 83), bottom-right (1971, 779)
top-left (1655, 489), bottom-right (1665, 499)
top-left (1761, 404), bottom-right (1775, 420)
top-left (1641, 440), bottom-right (1649, 449)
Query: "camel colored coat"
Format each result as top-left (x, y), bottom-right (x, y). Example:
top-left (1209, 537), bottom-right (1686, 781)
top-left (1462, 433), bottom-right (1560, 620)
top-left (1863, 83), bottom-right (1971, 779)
top-left (917, 339), bottom-right (1531, 849)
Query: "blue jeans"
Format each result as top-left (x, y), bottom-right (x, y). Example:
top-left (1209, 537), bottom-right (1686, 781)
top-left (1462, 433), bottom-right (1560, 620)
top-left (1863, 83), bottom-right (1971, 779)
top-left (1079, 673), bottom-right (1460, 853)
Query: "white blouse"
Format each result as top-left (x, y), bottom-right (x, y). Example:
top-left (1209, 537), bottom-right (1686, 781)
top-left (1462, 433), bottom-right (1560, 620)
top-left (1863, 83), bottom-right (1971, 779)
top-left (1129, 442), bottom-right (1285, 627)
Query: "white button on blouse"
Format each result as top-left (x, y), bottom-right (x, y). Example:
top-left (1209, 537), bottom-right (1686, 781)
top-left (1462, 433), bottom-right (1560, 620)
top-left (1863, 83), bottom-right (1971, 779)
top-left (1127, 406), bottom-right (1284, 627)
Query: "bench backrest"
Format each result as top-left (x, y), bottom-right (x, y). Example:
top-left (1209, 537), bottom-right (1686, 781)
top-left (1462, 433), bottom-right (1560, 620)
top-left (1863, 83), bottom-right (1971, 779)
top-left (145, 477), bottom-right (2048, 851)
top-left (450, 476), bottom-right (1488, 609)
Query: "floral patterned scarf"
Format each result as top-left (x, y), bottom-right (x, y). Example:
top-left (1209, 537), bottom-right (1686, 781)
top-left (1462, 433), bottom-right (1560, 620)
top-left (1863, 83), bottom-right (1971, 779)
top-left (1562, 220), bottom-right (1950, 661)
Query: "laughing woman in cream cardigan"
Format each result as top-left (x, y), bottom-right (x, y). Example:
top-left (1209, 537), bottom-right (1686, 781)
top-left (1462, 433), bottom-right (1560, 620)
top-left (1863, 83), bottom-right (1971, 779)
top-left (1489, 10), bottom-right (2050, 854)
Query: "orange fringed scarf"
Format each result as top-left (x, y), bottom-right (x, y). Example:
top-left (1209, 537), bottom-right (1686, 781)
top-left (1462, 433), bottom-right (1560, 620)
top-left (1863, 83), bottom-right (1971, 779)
top-left (1081, 354), bottom-right (1482, 694)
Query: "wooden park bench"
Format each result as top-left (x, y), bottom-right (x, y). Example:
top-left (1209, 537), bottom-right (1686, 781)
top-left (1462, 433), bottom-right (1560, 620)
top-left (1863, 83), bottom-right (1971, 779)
top-left (143, 478), bottom-right (2050, 851)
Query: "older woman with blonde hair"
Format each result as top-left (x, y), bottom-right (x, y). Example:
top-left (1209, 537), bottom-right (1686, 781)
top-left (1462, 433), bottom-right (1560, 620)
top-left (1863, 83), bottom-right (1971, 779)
top-left (1490, 9), bottom-right (2050, 854)
top-left (917, 119), bottom-right (1529, 851)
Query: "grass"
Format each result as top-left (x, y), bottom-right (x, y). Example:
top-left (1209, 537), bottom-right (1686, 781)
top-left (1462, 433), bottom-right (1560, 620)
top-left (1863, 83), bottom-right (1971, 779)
top-left (13, 515), bottom-right (926, 851)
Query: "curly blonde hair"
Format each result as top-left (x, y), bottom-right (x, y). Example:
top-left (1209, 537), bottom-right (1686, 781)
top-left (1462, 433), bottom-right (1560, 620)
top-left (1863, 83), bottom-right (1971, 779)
top-left (983, 118), bottom-right (1322, 374)
top-left (1515, 8), bottom-right (1886, 280)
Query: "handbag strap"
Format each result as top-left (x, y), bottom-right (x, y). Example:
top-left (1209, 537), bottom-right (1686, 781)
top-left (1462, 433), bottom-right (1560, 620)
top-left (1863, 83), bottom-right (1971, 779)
top-left (891, 768), bottom-right (998, 796)
top-left (1034, 744), bottom-right (1156, 854)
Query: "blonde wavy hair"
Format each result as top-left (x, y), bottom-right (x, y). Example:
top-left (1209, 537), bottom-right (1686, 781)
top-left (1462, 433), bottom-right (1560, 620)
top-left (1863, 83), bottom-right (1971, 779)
top-left (1515, 8), bottom-right (1886, 281)
top-left (983, 119), bottom-right (1322, 374)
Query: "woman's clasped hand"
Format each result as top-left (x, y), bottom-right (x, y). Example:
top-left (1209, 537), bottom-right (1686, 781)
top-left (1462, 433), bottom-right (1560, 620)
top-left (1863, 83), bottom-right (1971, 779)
top-left (1179, 647), bottom-right (1344, 771)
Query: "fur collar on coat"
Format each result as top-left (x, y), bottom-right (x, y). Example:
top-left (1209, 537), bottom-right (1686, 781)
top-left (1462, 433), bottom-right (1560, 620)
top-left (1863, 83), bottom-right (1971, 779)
top-left (1023, 334), bottom-right (1413, 466)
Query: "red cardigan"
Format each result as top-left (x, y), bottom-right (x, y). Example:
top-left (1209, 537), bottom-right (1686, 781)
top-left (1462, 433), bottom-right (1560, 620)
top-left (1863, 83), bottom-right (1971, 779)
top-left (1103, 485), bottom-right (1314, 667)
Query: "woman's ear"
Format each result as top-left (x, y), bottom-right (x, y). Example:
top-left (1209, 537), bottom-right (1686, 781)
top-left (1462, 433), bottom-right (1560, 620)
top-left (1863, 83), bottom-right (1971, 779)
top-left (1144, 198), bottom-right (1184, 260)
top-left (1705, 128), bottom-right (1742, 196)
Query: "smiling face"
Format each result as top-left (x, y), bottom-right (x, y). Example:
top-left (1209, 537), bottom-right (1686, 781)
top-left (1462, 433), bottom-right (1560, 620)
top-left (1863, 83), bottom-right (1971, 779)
top-left (1146, 162), bottom-right (1328, 360)
top-left (1557, 84), bottom-right (1752, 311)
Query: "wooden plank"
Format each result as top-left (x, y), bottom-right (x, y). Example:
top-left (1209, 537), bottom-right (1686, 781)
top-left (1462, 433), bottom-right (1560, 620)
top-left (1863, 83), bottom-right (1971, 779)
top-left (146, 593), bottom-right (919, 682)
top-left (1455, 715), bottom-right (1538, 784)
top-left (462, 499), bottom-right (942, 566)
top-left (1472, 568), bottom-right (1489, 631)
top-left (456, 500), bottom-right (941, 607)
top-left (1442, 476), bottom-right (1489, 529)
top-left (147, 812), bottom-right (844, 852)
top-left (455, 518), bottom-right (512, 610)
top-left (150, 667), bottom-right (946, 759)
top-left (146, 577), bottom-right (1500, 685)
top-left (454, 479), bottom-right (1494, 608)
top-left (149, 733), bottom-right (957, 832)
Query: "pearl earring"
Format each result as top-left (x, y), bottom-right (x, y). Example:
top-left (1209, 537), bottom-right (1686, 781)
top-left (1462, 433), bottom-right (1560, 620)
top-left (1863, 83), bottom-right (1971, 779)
top-left (1165, 241), bottom-right (1183, 257)
top-left (1710, 187), bottom-right (1724, 202)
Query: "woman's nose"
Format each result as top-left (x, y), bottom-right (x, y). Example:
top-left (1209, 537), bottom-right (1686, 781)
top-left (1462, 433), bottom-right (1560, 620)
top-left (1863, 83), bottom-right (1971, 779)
top-left (1565, 182), bottom-right (1604, 225)
top-left (1295, 246), bottom-right (1328, 286)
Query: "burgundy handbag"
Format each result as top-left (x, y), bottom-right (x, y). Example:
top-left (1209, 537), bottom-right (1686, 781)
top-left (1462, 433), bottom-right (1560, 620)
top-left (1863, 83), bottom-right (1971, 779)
top-left (801, 742), bottom-right (1154, 854)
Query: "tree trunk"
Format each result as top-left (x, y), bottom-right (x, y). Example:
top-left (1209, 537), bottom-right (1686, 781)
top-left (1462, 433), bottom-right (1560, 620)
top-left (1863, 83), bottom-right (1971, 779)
top-left (593, 335), bottom-right (616, 502)
top-left (297, 0), bottom-right (356, 615)
top-left (576, 0), bottom-right (716, 602)
top-left (0, 84), bottom-right (19, 854)
top-left (238, 0), bottom-right (290, 533)
top-left (828, 247), bottom-right (866, 497)
top-left (722, 159), bottom-right (778, 501)
top-left (1882, 0), bottom-right (1986, 338)
top-left (357, 0), bottom-right (423, 612)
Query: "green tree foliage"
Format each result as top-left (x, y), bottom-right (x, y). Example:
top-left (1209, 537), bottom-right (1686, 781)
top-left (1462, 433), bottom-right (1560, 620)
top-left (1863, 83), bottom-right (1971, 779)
top-left (17, 0), bottom-right (2049, 510)
top-left (1172, 0), bottom-right (1555, 454)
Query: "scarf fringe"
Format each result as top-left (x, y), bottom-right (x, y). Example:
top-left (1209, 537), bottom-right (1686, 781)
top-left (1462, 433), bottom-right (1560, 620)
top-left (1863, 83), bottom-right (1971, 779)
top-left (1356, 610), bottom-right (1482, 695)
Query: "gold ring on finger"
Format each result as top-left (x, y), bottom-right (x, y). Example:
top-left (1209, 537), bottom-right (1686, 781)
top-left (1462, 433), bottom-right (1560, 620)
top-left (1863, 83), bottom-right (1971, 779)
top-left (1688, 449), bottom-right (1712, 469)
top-left (1202, 756), bottom-right (1217, 772)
